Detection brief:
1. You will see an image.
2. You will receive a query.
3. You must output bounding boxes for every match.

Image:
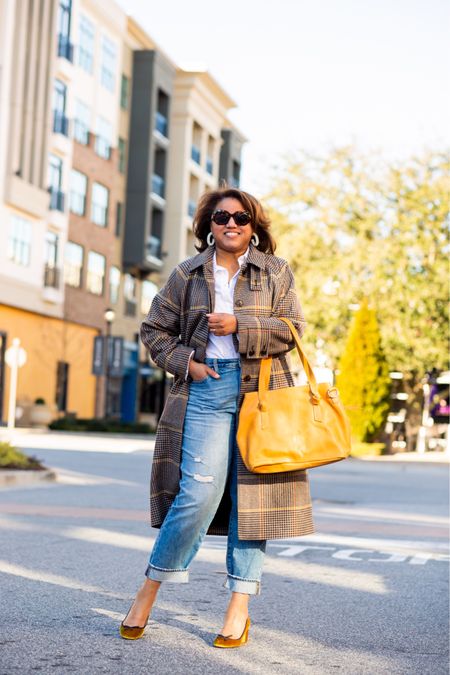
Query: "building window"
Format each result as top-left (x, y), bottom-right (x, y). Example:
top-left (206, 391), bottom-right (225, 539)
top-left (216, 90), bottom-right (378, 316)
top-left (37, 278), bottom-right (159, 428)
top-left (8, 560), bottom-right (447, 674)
top-left (120, 74), bottom-right (129, 110)
top-left (78, 14), bottom-right (95, 74)
top-left (109, 266), bottom-right (120, 304)
top-left (55, 361), bottom-right (69, 412)
top-left (191, 121), bottom-right (202, 164)
top-left (124, 274), bottom-right (136, 316)
top-left (100, 35), bottom-right (116, 93)
top-left (69, 169), bottom-right (87, 215)
top-left (8, 215), bottom-right (32, 266)
top-left (141, 280), bottom-right (158, 315)
top-left (91, 182), bottom-right (109, 226)
top-left (232, 160), bottom-right (240, 187)
top-left (95, 116), bottom-right (112, 159)
top-left (74, 99), bottom-right (90, 145)
top-left (48, 154), bottom-right (65, 211)
top-left (64, 241), bottom-right (83, 287)
top-left (118, 138), bottom-right (126, 173)
top-left (53, 80), bottom-right (69, 136)
top-left (86, 251), bottom-right (105, 295)
top-left (44, 232), bottom-right (60, 288)
top-left (115, 202), bottom-right (123, 237)
top-left (155, 89), bottom-right (169, 137)
top-left (57, 0), bottom-right (73, 61)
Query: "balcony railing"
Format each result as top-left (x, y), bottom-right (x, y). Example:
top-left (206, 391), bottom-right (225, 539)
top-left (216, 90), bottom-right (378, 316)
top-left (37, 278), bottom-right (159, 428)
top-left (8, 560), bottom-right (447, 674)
top-left (57, 34), bottom-right (74, 62)
top-left (151, 174), bottom-right (165, 198)
top-left (53, 111), bottom-right (69, 136)
top-left (206, 157), bottom-right (214, 175)
top-left (49, 188), bottom-right (65, 212)
top-left (44, 265), bottom-right (60, 289)
top-left (155, 112), bottom-right (168, 137)
top-left (188, 200), bottom-right (196, 218)
top-left (191, 144), bottom-right (201, 165)
top-left (146, 235), bottom-right (161, 259)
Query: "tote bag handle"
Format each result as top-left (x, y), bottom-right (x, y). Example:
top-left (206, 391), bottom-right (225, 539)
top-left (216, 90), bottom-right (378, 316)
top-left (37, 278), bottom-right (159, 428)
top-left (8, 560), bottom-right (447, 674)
top-left (258, 317), bottom-right (321, 404)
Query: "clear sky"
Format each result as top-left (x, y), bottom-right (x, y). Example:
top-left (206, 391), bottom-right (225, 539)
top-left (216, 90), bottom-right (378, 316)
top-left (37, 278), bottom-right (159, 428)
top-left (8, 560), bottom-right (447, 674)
top-left (116, 0), bottom-right (450, 194)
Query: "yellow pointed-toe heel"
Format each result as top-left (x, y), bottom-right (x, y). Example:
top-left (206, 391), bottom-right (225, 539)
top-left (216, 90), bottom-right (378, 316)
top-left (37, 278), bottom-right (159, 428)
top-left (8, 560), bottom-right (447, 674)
top-left (213, 616), bottom-right (251, 648)
top-left (119, 604), bottom-right (150, 640)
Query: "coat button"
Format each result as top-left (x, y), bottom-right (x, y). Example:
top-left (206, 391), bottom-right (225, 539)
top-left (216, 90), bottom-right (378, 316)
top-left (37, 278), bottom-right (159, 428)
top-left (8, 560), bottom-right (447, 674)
top-left (235, 299), bottom-right (243, 307)
top-left (243, 374), bottom-right (251, 382)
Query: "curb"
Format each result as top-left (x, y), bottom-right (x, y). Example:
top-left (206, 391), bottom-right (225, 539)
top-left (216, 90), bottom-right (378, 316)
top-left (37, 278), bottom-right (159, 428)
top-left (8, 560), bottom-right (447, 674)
top-left (354, 453), bottom-right (449, 466)
top-left (0, 469), bottom-right (57, 488)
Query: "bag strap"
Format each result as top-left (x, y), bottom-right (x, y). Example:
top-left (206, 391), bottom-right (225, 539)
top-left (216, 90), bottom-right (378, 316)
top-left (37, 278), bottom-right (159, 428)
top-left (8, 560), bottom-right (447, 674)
top-left (258, 317), bottom-right (320, 403)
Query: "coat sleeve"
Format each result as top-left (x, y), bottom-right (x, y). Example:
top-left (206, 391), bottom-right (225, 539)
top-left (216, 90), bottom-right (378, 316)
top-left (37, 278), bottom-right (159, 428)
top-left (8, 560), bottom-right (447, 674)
top-left (236, 261), bottom-right (307, 359)
top-left (140, 266), bottom-right (194, 379)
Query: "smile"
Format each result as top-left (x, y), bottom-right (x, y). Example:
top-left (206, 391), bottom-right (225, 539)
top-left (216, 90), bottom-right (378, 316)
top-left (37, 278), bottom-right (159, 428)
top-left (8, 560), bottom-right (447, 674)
top-left (224, 232), bottom-right (240, 237)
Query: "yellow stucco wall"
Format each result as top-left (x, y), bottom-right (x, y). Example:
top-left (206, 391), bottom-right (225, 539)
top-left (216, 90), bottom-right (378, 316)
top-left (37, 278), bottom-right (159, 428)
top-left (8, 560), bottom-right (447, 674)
top-left (0, 305), bottom-right (98, 420)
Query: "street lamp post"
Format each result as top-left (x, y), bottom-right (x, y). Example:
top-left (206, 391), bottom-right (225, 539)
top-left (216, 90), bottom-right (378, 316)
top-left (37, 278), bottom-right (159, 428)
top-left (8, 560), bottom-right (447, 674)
top-left (104, 308), bottom-right (115, 418)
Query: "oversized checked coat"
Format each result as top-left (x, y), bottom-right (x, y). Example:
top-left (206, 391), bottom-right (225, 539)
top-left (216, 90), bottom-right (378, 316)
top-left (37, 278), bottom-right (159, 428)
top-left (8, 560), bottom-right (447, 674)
top-left (140, 242), bottom-right (315, 540)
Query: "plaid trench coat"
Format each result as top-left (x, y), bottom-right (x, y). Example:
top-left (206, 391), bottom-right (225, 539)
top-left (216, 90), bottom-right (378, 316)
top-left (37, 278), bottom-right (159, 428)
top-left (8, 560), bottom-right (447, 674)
top-left (140, 242), bottom-right (315, 540)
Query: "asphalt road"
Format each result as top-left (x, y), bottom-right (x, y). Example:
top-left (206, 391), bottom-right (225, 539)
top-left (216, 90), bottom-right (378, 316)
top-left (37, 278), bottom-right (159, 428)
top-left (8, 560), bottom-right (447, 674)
top-left (0, 441), bottom-right (448, 675)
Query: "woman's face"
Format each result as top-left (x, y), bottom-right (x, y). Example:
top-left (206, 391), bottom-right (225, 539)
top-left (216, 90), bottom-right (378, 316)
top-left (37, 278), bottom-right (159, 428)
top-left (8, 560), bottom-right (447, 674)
top-left (210, 197), bottom-right (254, 255)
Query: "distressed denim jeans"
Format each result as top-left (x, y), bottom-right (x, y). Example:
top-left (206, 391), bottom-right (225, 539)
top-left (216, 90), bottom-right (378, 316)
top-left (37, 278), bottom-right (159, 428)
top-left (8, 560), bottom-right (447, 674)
top-left (145, 357), bottom-right (267, 594)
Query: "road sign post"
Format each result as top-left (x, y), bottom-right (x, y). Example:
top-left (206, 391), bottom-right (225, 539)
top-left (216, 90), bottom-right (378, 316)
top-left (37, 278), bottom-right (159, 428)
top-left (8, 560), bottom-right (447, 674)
top-left (5, 338), bottom-right (27, 429)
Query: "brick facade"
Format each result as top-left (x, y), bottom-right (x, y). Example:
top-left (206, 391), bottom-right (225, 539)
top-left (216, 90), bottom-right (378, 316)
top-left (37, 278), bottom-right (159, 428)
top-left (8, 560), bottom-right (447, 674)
top-left (65, 133), bottom-right (124, 332)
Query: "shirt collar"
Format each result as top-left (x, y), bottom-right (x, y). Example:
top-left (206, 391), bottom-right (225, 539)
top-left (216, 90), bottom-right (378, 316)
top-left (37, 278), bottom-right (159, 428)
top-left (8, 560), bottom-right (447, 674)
top-left (213, 246), bottom-right (250, 273)
top-left (186, 241), bottom-right (265, 272)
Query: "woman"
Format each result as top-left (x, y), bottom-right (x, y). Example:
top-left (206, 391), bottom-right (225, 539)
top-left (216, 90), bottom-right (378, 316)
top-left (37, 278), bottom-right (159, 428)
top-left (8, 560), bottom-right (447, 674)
top-left (119, 187), bottom-right (315, 646)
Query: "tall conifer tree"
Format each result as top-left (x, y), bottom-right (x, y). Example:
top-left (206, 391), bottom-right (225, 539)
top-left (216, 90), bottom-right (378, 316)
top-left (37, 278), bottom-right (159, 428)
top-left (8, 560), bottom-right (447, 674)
top-left (336, 298), bottom-right (391, 442)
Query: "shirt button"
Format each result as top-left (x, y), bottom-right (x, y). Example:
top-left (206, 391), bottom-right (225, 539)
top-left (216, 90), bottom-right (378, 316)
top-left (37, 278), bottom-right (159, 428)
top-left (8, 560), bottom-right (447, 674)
top-left (243, 374), bottom-right (251, 382)
top-left (235, 299), bottom-right (243, 307)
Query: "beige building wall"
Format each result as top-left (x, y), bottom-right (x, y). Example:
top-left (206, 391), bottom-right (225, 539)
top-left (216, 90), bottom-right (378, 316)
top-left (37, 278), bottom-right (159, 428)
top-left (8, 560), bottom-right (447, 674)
top-left (163, 70), bottom-right (236, 282)
top-left (0, 0), bottom-right (66, 321)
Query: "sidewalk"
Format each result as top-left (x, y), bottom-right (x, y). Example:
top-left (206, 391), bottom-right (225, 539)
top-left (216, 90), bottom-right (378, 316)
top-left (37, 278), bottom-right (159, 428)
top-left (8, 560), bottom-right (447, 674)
top-left (359, 451), bottom-right (449, 465)
top-left (0, 427), bottom-right (156, 454)
top-left (1, 426), bottom-right (448, 461)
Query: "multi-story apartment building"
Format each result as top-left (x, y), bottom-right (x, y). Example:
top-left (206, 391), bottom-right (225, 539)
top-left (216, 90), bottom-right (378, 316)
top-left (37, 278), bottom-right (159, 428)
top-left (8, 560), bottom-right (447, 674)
top-left (0, 0), bottom-right (245, 426)
top-left (0, 0), bottom-right (99, 422)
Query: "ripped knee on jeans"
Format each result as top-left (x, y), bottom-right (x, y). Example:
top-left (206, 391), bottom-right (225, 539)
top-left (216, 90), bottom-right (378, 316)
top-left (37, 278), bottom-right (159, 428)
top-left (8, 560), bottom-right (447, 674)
top-left (193, 473), bottom-right (214, 483)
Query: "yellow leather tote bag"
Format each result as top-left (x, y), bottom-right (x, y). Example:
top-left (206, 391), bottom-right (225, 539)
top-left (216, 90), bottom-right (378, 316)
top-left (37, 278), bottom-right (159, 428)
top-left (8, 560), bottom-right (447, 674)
top-left (237, 318), bottom-right (352, 473)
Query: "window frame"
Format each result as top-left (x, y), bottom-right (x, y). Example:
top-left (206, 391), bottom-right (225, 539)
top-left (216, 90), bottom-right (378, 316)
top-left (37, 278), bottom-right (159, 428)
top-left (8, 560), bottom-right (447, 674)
top-left (91, 181), bottom-right (109, 227)
top-left (78, 14), bottom-right (95, 74)
top-left (86, 250), bottom-right (106, 296)
top-left (7, 215), bottom-right (32, 267)
top-left (64, 241), bottom-right (84, 288)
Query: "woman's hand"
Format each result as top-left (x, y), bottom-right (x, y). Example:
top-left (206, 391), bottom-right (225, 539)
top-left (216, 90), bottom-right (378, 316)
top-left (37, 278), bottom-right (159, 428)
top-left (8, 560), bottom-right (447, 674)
top-left (189, 359), bottom-right (220, 382)
top-left (206, 313), bottom-right (238, 336)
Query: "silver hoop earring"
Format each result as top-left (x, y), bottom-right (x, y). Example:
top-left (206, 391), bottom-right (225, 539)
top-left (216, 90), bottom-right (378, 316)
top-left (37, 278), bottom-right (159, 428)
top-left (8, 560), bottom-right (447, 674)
top-left (251, 232), bottom-right (260, 247)
top-left (206, 232), bottom-right (215, 246)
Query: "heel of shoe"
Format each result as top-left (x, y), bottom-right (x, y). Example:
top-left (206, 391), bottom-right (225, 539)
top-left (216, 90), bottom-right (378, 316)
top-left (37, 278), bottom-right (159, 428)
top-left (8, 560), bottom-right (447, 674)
top-left (213, 616), bottom-right (251, 648)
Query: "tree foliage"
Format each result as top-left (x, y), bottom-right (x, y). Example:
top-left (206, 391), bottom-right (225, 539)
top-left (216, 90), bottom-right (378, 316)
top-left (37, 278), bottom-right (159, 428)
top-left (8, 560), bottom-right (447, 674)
top-left (265, 147), bottom-right (449, 428)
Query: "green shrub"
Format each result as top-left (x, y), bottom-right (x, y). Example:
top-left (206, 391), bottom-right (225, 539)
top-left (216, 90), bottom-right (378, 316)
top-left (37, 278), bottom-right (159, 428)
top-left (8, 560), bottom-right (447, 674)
top-left (48, 417), bottom-right (155, 434)
top-left (350, 442), bottom-right (386, 457)
top-left (0, 441), bottom-right (46, 470)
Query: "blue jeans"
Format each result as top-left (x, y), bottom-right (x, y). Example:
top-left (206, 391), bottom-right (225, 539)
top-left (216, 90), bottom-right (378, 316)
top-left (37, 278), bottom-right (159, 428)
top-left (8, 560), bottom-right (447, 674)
top-left (145, 357), bottom-right (267, 595)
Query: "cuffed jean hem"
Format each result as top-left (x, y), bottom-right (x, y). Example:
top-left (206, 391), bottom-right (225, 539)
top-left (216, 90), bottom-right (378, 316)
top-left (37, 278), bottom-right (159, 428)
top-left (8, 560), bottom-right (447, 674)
top-left (145, 563), bottom-right (189, 583)
top-left (223, 574), bottom-right (261, 595)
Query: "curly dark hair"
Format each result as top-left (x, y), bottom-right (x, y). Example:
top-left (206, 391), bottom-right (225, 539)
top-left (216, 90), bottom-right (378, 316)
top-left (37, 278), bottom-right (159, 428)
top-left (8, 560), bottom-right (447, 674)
top-left (192, 186), bottom-right (276, 254)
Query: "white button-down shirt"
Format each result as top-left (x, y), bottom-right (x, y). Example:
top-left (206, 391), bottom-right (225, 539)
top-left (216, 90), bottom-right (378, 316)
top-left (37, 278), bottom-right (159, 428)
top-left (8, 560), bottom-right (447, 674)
top-left (206, 247), bottom-right (249, 358)
top-left (185, 247), bottom-right (249, 378)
